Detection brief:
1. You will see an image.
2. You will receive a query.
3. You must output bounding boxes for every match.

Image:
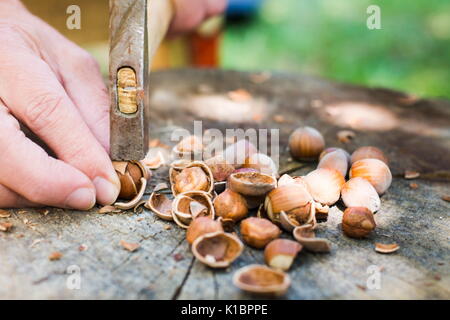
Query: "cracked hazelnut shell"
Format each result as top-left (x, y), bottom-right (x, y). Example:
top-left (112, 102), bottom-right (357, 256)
top-left (233, 264), bottom-right (291, 295)
top-left (186, 217), bottom-right (224, 244)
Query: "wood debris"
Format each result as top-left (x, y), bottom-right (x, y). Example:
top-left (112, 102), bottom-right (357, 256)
top-left (119, 240), bottom-right (140, 252)
top-left (48, 252), bottom-right (63, 261)
top-left (0, 222), bottom-right (13, 232)
top-left (375, 243), bottom-right (400, 254)
top-left (337, 130), bottom-right (355, 143)
top-left (409, 183), bottom-right (419, 189)
top-left (404, 170), bottom-right (420, 179)
top-left (0, 210), bottom-right (11, 218)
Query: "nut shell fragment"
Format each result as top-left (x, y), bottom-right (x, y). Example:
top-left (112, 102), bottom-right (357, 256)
top-left (228, 172), bottom-right (276, 197)
top-left (186, 217), bottom-right (224, 244)
top-left (233, 264), bottom-right (291, 295)
top-left (375, 243), bottom-right (400, 254)
top-left (146, 192), bottom-right (173, 221)
top-left (172, 191), bottom-right (215, 229)
top-left (293, 224), bottom-right (331, 253)
top-left (264, 239), bottom-right (302, 271)
top-left (169, 161), bottom-right (214, 196)
top-left (192, 231), bottom-right (243, 268)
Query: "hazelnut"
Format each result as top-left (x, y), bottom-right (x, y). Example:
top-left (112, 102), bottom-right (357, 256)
top-left (145, 192), bottom-right (173, 221)
top-left (233, 264), bottom-right (291, 295)
top-left (341, 177), bottom-right (380, 213)
top-left (351, 146), bottom-right (388, 165)
top-left (113, 161), bottom-right (150, 200)
top-left (288, 126), bottom-right (325, 161)
top-left (264, 184), bottom-right (314, 229)
top-left (317, 150), bottom-right (349, 177)
top-left (192, 231), bottom-right (244, 268)
top-left (186, 217), bottom-right (224, 244)
top-left (240, 217), bottom-right (281, 248)
top-left (213, 189), bottom-right (248, 222)
top-left (304, 168), bottom-right (345, 206)
top-left (244, 153), bottom-right (278, 177)
top-left (205, 155), bottom-right (235, 182)
top-left (319, 147), bottom-right (351, 163)
top-left (264, 239), bottom-right (302, 271)
top-left (350, 159), bottom-right (392, 194)
top-left (169, 161), bottom-right (214, 196)
top-left (342, 207), bottom-right (376, 238)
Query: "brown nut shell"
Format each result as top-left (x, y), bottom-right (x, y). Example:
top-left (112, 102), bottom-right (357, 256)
top-left (205, 155), bottom-right (236, 182)
top-left (169, 161), bottom-right (214, 196)
top-left (186, 217), bottom-right (224, 245)
top-left (289, 126), bottom-right (325, 161)
top-left (213, 189), bottom-right (248, 222)
top-left (342, 207), bottom-right (376, 238)
top-left (293, 224), bottom-right (331, 253)
top-left (351, 146), bottom-right (388, 165)
top-left (172, 191), bottom-right (215, 229)
top-left (264, 184), bottom-right (314, 227)
top-left (114, 178), bottom-right (147, 210)
top-left (264, 239), bottom-right (302, 271)
top-left (341, 177), bottom-right (381, 213)
top-left (145, 192), bottom-right (173, 221)
top-left (319, 147), bottom-right (351, 163)
top-left (375, 243), bottom-right (400, 254)
top-left (228, 172), bottom-right (277, 197)
top-left (304, 168), bottom-right (345, 206)
top-left (113, 161), bottom-right (150, 200)
top-left (233, 264), bottom-right (291, 295)
top-left (240, 217), bottom-right (281, 249)
top-left (192, 231), bottom-right (243, 268)
top-left (350, 159), bottom-right (392, 195)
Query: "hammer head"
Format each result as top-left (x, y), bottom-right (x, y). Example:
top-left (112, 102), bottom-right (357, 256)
top-left (109, 0), bottom-right (149, 161)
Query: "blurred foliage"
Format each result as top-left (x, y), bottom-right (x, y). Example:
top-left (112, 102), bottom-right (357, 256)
top-left (222, 0), bottom-right (450, 98)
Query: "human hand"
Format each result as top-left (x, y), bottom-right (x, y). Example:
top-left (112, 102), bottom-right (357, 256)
top-left (170, 0), bottom-right (227, 33)
top-left (0, 0), bottom-right (120, 209)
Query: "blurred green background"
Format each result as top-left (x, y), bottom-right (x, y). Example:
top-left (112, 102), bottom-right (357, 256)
top-left (223, 0), bottom-right (450, 99)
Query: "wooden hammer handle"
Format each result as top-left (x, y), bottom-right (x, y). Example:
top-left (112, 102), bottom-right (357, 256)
top-left (147, 0), bottom-right (174, 64)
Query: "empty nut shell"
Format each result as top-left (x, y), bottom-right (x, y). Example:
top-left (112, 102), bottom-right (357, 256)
top-left (172, 191), bottom-right (215, 229)
top-left (145, 192), bottom-right (173, 221)
top-left (350, 159), bottom-right (392, 195)
top-left (192, 231), bottom-right (243, 268)
top-left (169, 161), bottom-right (214, 196)
top-left (240, 217), bottom-right (281, 249)
top-left (293, 224), bottom-right (331, 253)
top-left (351, 146), bottom-right (388, 165)
top-left (264, 239), bottom-right (302, 271)
top-left (341, 177), bottom-right (381, 213)
top-left (289, 126), bottom-right (325, 161)
top-left (186, 217), bottom-right (224, 245)
top-left (342, 207), bottom-right (376, 238)
top-left (304, 168), bottom-right (345, 206)
top-left (228, 172), bottom-right (277, 197)
top-left (233, 264), bottom-right (291, 295)
top-left (213, 189), bottom-right (248, 222)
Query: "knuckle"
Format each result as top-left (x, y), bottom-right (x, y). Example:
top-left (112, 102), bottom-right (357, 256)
top-left (25, 92), bottom-right (64, 131)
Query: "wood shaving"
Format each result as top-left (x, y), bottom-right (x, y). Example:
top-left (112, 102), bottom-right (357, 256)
top-left (0, 222), bottom-right (13, 232)
top-left (404, 170), bottom-right (420, 179)
top-left (337, 130), bottom-right (355, 143)
top-left (0, 210), bottom-right (11, 218)
top-left (48, 252), bottom-right (63, 261)
top-left (119, 240), bottom-right (140, 252)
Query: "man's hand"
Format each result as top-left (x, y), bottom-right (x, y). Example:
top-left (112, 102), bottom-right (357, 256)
top-left (170, 0), bottom-right (227, 33)
top-left (0, 1), bottom-right (120, 209)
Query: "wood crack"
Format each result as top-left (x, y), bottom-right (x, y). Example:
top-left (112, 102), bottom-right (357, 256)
top-left (171, 256), bottom-right (195, 300)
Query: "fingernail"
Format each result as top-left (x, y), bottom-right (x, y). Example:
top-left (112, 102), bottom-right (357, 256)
top-left (93, 176), bottom-right (120, 206)
top-left (65, 188), bottom-right (96, 210)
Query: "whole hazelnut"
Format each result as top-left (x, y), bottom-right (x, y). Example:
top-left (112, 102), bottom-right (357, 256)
top-left (205, 155), bottom-right (235, 182)
top-left (351, 146), bottom-right (388, 165)
top-left (213, 189), bottom-right (248, 222)
top-left (350, 159), bottom-right (392, 195)
top-left (318, 150), bottom-right (349, 177)
top-left (186, 217), bottom-right (223, 244)
top-left (342, 207), bottom-right (376, 238)
top-left (174, 167), bottom-right (209, 194)
top-left (264, 239), bottom-right (302, 271)
top-left (288, 126), bottom-right (325, 161)
top-left (240, 217), bottom-right (281, 249)
top-left (244, 153), bottom-right (278, 177)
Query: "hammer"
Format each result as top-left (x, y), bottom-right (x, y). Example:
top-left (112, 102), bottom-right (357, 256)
top-left (109, 0), bottom-right (174, 161)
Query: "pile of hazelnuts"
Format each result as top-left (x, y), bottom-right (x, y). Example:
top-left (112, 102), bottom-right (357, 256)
top-left (113, 127), bottom-right (393, 295)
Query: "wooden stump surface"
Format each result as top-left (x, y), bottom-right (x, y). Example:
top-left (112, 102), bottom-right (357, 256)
top-left (0, 69), bottom-right (449, 299)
